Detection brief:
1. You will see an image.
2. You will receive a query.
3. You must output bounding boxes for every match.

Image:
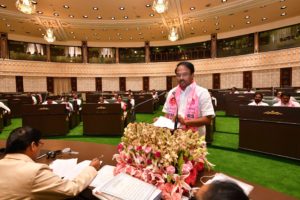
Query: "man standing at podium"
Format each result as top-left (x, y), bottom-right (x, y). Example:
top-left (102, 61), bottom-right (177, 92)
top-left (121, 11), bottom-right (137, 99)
top-left (0, 126), bottom-right (101, 200)
top-left (162, 61), bottom-right (215, 136)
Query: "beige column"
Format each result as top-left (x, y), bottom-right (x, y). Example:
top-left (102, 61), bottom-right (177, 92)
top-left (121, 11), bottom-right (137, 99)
top-left (145, 41), bottom-right (150, 63)
top-left (254, 32), bottom-right (259, 53)
top-left (210, 33), bottom-right (217, 58)
top-left (0, 32), bottom-right (8, 59)
top-left (82, 41), bottom-right (88, 63)
top-left (46, 44), bottom-right (51, 62)
top-left (115, 47), bottom-right (119, 63)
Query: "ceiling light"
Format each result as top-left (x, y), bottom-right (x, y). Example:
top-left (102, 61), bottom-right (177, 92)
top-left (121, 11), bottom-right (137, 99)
top-left (230, 24), bottom-right (235, 28)
top-left (146, 4), bottom-right (151, 7)
top-left (70, 31), bottom-right (74, 34)
top-left (38, 28), bottom-right (42, 31)
top-left (36, 11), bottom-right (43, 14)
top-left (83, 15), bottom-right (88, 18)
top-left (152, 0), bottom-right (168, 14)
top-left (69, 15), bottom-right (74, 18)
top-left (262, 17), bottom-right (267, 21)
top-left (222, 0), bottom-right (227, 2)
top-left (215, 22), bottom-right (219, 26)
top-left (111, 17), bottom-right (115, 20)
top-left (16, 0), bottom-right (36, 14)
top-left (6, 24), bottom-right (11, 27)
top-left (190, 7), bottom-right (195, 10)
top-left (168, 26), bottom-right (178, 42)
top-left (63, 5), bottom-right (69, 9)
top-left (124, 16), bottom-right (128, 19)
top-left (245, 15), bottom-right (250, 19)
top-left (53, 12), bottom-right (59, 17)
top-left (44, 28), bottom-right (56, 43)
top-left (119, 7), bottom-right (125, 10)
top-left (203, 30), bottom-right (207, 33)
top-left (246, 21), bottom-right (251, 24)
top-left (97, 16), bottom-right (102, 19)
top-left (200, 19), bottom-right (205, 22)
top-left (281, 12), bottom-right (286, 16)
top-left (0, 4), bottom-right (7, 8)
top-left (93, 7), bottom-right (98, 10)
top-left (149, 13), bottom-right (154, 17)
top-left (281, 5), bottom-right (287, 9)
top-left (73, 36), bottom-right (76, 39)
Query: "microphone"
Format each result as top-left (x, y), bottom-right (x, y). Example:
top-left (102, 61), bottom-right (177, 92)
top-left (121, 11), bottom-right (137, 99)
top-left (172, 91), bottom-right (179, 131)
top-left (36, 147), bottom-right (79, 160)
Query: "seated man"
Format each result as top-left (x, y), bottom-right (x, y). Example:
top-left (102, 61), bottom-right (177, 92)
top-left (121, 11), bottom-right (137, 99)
top-left (42, 97), bottom-right (58, 105)
top-left (97, 96), bottom-right (109, 104)
top-left (243, 87), bottom-right (255, 94)
top-left (0, 126), bottom-right (101, 199)
top-left (229, 87), bottom-right (239, 94)
top-left (127, 94), bottom-right (135, 108)
top-left (116, 95), bottom-right (127, 111)
top-left (273, 92), bottom-right (300, 107)
top-left (196, 180), bottom-right (249, 200)
top-left (248, 92), bottom-right (268, 106)
top-left (0, 101), bottom-right (11, 114)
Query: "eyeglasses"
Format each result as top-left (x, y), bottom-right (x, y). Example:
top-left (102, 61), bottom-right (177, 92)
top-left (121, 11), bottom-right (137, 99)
top-left (176, 73), bottom-right (191, 78)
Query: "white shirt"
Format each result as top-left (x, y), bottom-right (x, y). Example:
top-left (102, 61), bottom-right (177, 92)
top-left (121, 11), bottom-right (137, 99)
top-left (273, 101), bottom-right (300, 107)
top-left (0, 102), bottom-right (11, 113)
top-left (248, 101), bottom-right (269, 106)
top-left (163, 83), bottom-right (215, 136)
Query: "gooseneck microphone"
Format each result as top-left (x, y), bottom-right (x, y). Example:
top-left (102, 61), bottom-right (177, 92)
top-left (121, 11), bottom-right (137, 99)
top-left (36, 147), bottom-right (78, 160)
top-left (172, 91), bottom-right (179, 131)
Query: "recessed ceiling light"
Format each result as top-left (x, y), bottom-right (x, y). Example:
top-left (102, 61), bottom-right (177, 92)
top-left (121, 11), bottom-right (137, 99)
top-left (262, 17), bottom-right (267, 21)
top-left (31, 1), bottom-right (37, 4)
top-left (203, 30), bottom-right (207, 33)
top-left (42, 33), bottom-right (45, 36)
top-left (97, 16), bottom-right (102, 19)
top-left (70, 31), bottom-right (74, 34)
top-left (222, 0), bottom-right (227, 2)
top-left (83, 15), bottom-right (88, 18)
top-left (6, 24), bottom-right (10, 27)
top-left (281, 12), bottom-right (286, 16)
top-left (130, 37), bottom-right (133, 40)
top-left (38, 28), bottom-right (42, 31)
top-left (146, 4), bottom-right (151, 7)
top-left (245, 15), bottom-right (250, 19)
top-left (119, 37), bottom-right (122, 40)
top-left (139, 32), bottom-right (142, 35)
top-left (73, 36), bottom-right (76, 39)
top-left (124, 16), bottom-right (128, 19)
top-left (191, 27), bottom-right (194, 30)
top-left (246, 21), bottom-right (251, 24)
top-left (119, 7), bottom-right (125, 10)
top-left (190, 7), bottom-right (195, 10)
top-left (93, 7), bottom-right (98, 10)
top-left (149, 13), bottom-right (154, 17)
top-left (37, 11), bottom-right (43, 14)
top-left (215, 22), bottom-right (219, 26)
top-left (161, 30), bottom-right (164, 34)
top-left (230, 24), bottom-right (235, 28)
top-left (281, 5), bottom-right (287, 9)
top-left (63, 5), bottom-right (69, 9)
top-left (69, 15), bottom-right (74, 18)
top-left (53, 12), bottom-right (59, 17)
top-left (111, 17), bottom-right (115, 20)
top-left (0, 4), bottom-right (7, 8)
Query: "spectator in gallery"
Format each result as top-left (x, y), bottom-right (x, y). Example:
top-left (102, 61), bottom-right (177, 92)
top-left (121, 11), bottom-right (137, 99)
top-left (152, 89), bottom-right (159, 100)
top-left (42, 97), bottom-right (58, 105)
top-left (209, 91), bottom-right (217, 107)
top-left (229, 87), bottom-right (239, 94)
top-left (273, 90), bottom-right (282, 102)
top-left (98, 96), bottom-right (108, 104)
top-left (273, 92), bottom-right (300, 107)
top-left (61, 96), bottom-right (74, 112)
top-left (243, 87), bottom-right (255, 94)
top-left (248, 92), bottom-right (269, 106)
top-left (116, 95), bottom-right (127, 111)
top-left (196, 180), bottom-right (249, 200)
top-left (0, 126), bottom-right (101, 200)
top-left (127, 94), bottom-right (135, 108)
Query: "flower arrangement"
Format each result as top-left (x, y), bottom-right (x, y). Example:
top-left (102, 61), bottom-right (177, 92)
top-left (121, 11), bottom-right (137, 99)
top-left (113, 123), bottom-right (213, 200)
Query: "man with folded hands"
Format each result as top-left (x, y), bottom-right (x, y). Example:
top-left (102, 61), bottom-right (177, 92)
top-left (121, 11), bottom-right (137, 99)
top-left (0, 126), bottom-right (101, 200)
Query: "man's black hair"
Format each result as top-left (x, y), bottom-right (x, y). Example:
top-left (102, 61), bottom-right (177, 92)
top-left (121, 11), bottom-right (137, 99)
top-left (202, 181), bottom-right (249, 200)
top-left (254, 92), bottom-right (263, 99)
top-left (281, 92), bottom-right (291, 98)
top-left (5, 126), bottom-right (42, 154)
top-left (175, 61), bottom-right (195, 74)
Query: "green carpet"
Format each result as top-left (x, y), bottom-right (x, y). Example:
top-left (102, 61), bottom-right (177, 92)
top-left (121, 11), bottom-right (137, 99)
top-left (1, 108), bottom-right (300, 199)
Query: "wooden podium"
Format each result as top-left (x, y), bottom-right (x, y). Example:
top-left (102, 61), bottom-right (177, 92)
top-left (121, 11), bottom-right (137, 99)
top-left (22, 104), bottom-right (69, 137)
top-left (82, 103), bottom-right (124, 136)
top-left (239, 105), bottom-right (300, 160)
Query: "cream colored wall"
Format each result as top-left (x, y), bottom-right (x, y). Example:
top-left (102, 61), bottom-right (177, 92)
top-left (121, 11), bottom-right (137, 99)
top-left (102, 77), bottom-right (119, 91)
top-left (149, 76), bottom-right (166, 90)
top-left (77, 77), bottom-right (96, 91)
top-left (252, 69), bottom-right (280, 88)
top-left (126, 77), bottom-right (143, 91)
top-left (292, 67), bottom-right (300, 87)
top-left (23, 76), bottom-right (47, 92)
top-left (220, 72), bottom-right (243, 89)
top-left (0, 76), bottom-right (16, 92)
top-left (194, 74), bottom-right (212, 89)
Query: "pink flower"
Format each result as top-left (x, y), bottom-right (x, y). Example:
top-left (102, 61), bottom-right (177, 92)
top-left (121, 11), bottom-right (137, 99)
top-left (143, 146), bottom-right (152, 154)
top-left (147, 159), bottom-right (152, 165)
top-left (135, 146), bottom-right (142, 151)
top-left (181, 161), bottom-right (193, 174)
top-left (127, 158), bottom-right (133, 164)
top-left (117, 143), bottom-right (123, 152)
top-left (155, 152), bottom-right (161, 158)
top-left (166, 166), bottom-right (176, 175)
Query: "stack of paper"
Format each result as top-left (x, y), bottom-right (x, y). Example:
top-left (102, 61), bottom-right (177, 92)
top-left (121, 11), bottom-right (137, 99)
top-left (153, 116), bottom-right (180, 130)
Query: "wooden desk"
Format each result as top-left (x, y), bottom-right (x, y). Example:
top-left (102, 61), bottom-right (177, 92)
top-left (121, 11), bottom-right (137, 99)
top-left (0, 140), bottom-right (297, 200)
top-left (22, 104), bottom-right (69, 137)
top-left (134, 94), bottom-right (154, 113)
top-left (225, 94), bottom-right (253, 116)
top-left (239, 105), bottom-right (300, 160)
top-left (82, 103), bottom-right (124, 136)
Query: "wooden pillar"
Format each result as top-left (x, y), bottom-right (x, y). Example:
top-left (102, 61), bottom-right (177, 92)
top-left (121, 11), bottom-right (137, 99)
top-left (46, 44), bottom-right (51, 62)
top-left (82, 41), bottom-right (88, 63)
top-left (115, 47), bottom-right (119, 63)
top-left (0, 32), bottom-right (8, 59)
top-left (254, 32), bottom-right (259, 53)
top-left (211, 33), bottom-right (217, 58)
top-left (145, 41), bottom-right (150, 63)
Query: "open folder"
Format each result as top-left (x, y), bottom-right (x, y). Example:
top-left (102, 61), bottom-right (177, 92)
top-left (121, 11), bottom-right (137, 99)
top-left (153, 116), bottom-right (180, 130)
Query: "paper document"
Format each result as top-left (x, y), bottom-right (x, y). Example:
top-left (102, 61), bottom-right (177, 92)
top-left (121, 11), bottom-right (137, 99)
top-left (204, 173), bottom-right (254, 196)
top-left (49, 158), bottom-right (78, 178)
top-left (93, 173), bottom-right (161, 200)
top-left (90, 165), bottom-right (116, 188)
top-left (153, 116), bottom-right (180, 130)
